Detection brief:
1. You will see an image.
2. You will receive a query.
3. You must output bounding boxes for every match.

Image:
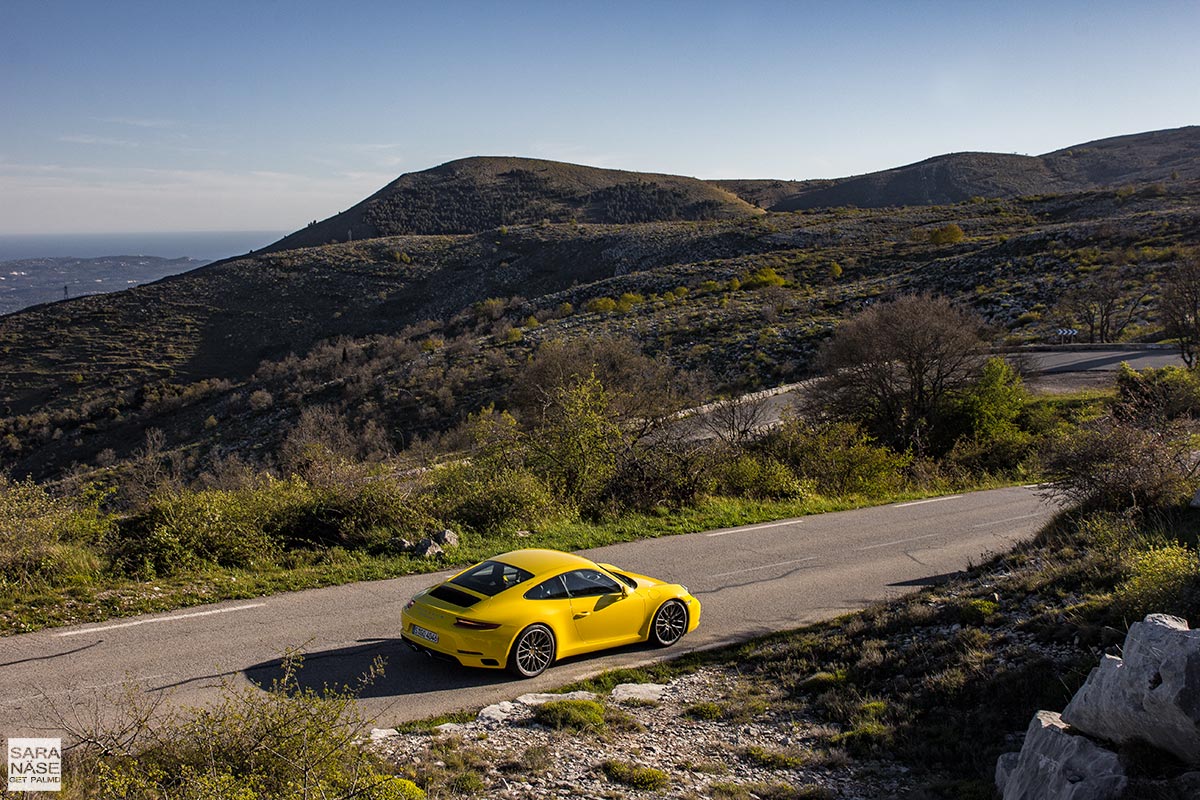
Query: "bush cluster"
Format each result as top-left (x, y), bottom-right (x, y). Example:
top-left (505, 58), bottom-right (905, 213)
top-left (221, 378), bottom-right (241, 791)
top-left (61, 656), bottom-right (424, 799)
top-left (0, 477), bottom-right (109, 589)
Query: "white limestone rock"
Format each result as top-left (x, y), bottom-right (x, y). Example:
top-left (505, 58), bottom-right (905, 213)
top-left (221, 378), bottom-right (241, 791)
top-left (515, 690), bottom-right (598, 706)
top-left (997, 710), bottom-right (1127, 800)
top-left (1061, 614), bottom-right (1200, 765)
top-left (477, 700), bottom-right (523, 724)
top-left (610, 683), bottom-right (667, 704)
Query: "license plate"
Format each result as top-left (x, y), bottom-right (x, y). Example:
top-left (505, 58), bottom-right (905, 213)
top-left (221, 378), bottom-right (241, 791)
top-left (411, 624), bottom-right (439, 644)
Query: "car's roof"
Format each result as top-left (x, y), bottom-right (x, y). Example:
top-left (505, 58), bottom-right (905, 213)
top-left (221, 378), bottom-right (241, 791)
top-left (492, 548), bottom-right (598, 575)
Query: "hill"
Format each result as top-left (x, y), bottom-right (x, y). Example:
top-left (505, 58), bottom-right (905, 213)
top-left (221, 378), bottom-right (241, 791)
top-left (265, 156), bottom-right (762, 250)
top-left (741, 126), bottom-right (1200, 211)
top-left (2, 127), bottom-right (1199, 480)
top-left (3, 181), bottom-right (1198, 480)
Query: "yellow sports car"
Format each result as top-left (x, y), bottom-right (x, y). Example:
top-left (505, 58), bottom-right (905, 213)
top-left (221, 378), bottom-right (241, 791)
top-left (401, 548), bottom-right (701, 677)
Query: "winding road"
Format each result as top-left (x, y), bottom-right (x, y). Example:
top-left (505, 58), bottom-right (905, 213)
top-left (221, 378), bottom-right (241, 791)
top-left (0, 486), bottom-right (1057, 738)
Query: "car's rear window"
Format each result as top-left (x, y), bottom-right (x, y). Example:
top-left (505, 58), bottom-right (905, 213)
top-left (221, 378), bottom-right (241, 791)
top-left (428, 584), bottom-right (482, 607)
top-left (524, 574), bottom-right (570, 600)
top-left (450, 560), bottom-right (534, 597)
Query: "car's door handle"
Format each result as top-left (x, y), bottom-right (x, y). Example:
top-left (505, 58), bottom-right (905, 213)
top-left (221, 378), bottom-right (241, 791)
top-left (574, 611), bottom-right (591, 618)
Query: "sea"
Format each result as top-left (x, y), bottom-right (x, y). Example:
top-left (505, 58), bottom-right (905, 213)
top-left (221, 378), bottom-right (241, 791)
top-left (0, 230), bottom-right (287, 315)
top-left (0, 230), bottom-right (287, 262)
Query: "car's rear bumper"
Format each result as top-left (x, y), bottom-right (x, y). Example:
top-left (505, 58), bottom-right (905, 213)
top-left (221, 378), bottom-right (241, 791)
top-left (401, 609), bottom-right (511, 668)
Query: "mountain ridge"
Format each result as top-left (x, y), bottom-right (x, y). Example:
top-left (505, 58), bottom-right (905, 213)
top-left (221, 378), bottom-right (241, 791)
top-left (267, 127), bottom-right (1200, 250)
top-left (749, 125), bottom-right (1200, 210)
top-left (265, 156), bottom-right (763, 252)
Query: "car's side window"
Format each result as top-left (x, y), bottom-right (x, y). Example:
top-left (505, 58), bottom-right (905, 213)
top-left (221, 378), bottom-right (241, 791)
top-left (609, 570), bottom-right (638, 589)
top-left (561, 569), bottom-right (622, 598)
top-left (524, 574), bottom-right (570, 600)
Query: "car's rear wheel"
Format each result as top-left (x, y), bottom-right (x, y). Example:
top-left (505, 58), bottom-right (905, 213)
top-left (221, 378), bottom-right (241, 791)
top-left (650, 599), bottom-right (688, 647)
top-left (507, 623), bottom-right (556, 678)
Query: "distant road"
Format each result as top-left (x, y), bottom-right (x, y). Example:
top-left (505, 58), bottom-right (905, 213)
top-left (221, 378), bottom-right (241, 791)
top-left (687, 347), bottom-right (1182, 439)
top-left (0, 486), bottom-right (1055, 736)
top-left (1023, 348), bottom-right (1181, 374)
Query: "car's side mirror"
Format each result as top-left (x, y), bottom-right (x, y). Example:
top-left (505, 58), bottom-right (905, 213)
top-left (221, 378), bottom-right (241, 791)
top-left (620, 585), bottom-right (630, 598)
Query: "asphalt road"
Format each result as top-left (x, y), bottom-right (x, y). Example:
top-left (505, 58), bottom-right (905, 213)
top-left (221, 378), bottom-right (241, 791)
top-left (1022, 348), bottom-right (1181, 374)
top-left (0, 486), bottom-right (1056, 738)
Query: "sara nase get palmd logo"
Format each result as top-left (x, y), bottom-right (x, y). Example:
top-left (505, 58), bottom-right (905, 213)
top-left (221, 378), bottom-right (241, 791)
top-left (6, 738), bottom-right (62, 792)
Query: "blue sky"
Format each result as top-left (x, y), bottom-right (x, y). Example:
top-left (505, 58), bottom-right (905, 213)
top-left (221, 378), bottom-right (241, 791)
top-left (2, 0), bottom-right (1197, 234)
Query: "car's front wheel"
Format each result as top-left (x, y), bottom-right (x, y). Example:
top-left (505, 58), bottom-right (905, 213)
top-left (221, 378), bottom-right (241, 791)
top-left (507, 623), bottom-right (556, 678)
top-left (650, 599), bottom-right (688, 647)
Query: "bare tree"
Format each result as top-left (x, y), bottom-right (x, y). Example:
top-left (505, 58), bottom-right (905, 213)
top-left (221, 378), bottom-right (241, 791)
top-left (117, 428), bottom-right (182, 508)
top-left (1058, 265), bottom-right (1149, 343)
top-left (511, 336), bottom-right (702, 437)
top-left (1160, 254), bottom-right (1200, 368)
top-left (698, 393), bottom-right (774, 448)
top-left (813, 294), bottom-right (986, 450)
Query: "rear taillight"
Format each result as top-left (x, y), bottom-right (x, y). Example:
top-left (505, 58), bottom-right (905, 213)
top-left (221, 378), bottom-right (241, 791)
top-left (454, 617), bottom-right (500, 630)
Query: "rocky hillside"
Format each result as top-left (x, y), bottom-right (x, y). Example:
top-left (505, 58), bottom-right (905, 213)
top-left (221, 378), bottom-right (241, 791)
top-left (266, 157), bottom-right (762, 250)
top-left (2, 127), bottom-right (1200, 481)
top-left (2, 179), bottom-right (1199, 480)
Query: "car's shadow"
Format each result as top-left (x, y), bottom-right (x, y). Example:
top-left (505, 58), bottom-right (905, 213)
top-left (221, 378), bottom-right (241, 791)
top-left (244, 637), bottom-right (663, 698)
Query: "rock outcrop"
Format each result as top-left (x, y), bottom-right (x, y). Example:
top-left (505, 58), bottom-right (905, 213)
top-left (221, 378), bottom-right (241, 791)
top-left (997, 614), bottom-right (1200, 800)
top-left (996, 711), bottom-right (1128, 800)
top-left (1061, 614), bottom-right (1200, 765)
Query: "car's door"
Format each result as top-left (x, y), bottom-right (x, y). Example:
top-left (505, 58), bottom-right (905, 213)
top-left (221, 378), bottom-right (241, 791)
top-left (562, 568), bottom-right (647, 649)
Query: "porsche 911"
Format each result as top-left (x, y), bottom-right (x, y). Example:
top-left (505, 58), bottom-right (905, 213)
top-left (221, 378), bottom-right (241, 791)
top-left (401, 548), bottom-right (700, 677)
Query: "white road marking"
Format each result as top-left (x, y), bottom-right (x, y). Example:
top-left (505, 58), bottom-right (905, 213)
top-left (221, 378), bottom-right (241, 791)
top-left (854, 532), bottom-right (942, 552)
top-left (712, 557), bottom-right (818, 579)
top-left (970, 512), bottom-right (1043, 529)
top-left (706, 518), bottom-right (802, 537)
top-left (55, 603), bottom-right (267, 637)
top-left (892, 495), bottom-right (962, 508)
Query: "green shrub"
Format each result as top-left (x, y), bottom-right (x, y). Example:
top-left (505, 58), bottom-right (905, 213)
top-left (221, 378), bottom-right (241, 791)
top-left (684, 701), bottom-right (724, 721)
top-left (1116, 545), bottom-right (1200, 619)
top-left (615, 292), bottom-right (645, 312)
top-left (111, 476), bottom-right (431, 578)
top-left (740, 267), bottom-right (786, 289)
top-left (929, 223), bottom-right (965, 244)
top-left (1115, 364), bottom-right (1200, 420)
top-left (764, 421), bottom-right (909, 497)
top-left (585, 297), bottom-right (617, 314)
top-left (953, 358), bottom-right (1027, 440)
top-left (742, 745), bottom-right (807, 769)
top-left (524, 375), bottom-right (625, 511)
top-left (532, 699), bottom-right (607, 732)
top-left (433, 463), bottom-right (560, 534)
top-left (0, 477), bottom-right (109, 588)
top-left (66, 655), bottom-right (423, 800)
top-left (947, 426), bottom-right (1035, 477)
top-left (716, 454), bottom-right (806, 500)
top-left (797, 670), bottom-right (847, 692)
top-left (601, 761), bottom-right (669, 791)
top-left (954, 598), bottom-right (999, 626)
